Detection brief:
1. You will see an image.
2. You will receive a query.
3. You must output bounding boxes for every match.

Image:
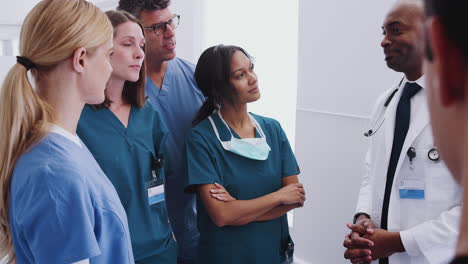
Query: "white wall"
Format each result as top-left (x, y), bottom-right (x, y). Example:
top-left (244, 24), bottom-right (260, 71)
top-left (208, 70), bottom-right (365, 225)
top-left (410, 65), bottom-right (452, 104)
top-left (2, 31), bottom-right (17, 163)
top-left (202, 0), bottom-right (298, 147)
top-left (292, 1), bottom-right (400, 263)
top-left (0, 57), bottom-right (15, 83)
top-left (0, 0), bottom-right (35, 86)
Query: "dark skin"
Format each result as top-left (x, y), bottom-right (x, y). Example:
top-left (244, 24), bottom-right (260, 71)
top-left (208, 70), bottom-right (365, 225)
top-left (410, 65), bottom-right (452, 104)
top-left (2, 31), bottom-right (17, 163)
top-left (380, 1), bottom-right (425, 81)
top-left (344, 216), bottom-right (405, 263)
top-left (344, 1), bottom-right (424, 263)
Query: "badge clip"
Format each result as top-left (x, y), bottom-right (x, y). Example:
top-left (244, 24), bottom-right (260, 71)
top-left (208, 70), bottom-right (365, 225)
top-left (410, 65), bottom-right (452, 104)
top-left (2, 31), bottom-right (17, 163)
top-left (407, 147), bottom-right (416, 170)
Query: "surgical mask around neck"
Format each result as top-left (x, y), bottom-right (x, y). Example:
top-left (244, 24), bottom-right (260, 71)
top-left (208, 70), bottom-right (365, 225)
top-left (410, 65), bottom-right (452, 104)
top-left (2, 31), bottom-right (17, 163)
top-left (208, 111), bottom-right (271, 161)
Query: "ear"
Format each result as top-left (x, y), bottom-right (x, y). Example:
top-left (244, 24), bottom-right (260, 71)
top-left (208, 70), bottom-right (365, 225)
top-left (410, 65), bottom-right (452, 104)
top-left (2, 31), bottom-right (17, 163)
top-left (72, 47), bottom-right (87, 73)
top-left (429, 16), bottom-right (466, 106)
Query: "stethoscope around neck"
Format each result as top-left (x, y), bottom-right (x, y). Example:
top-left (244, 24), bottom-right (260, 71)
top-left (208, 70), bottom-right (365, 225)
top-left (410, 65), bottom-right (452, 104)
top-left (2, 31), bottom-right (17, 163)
top-left (364, 78), bottom-right (404, 137)
top-left (363, 78), bottom-right (441, 162)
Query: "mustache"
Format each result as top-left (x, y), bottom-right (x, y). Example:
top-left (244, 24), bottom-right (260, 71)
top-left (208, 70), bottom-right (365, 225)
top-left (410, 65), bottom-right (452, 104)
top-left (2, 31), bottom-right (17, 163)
top-left (384, 48), bottom-right (401, 55)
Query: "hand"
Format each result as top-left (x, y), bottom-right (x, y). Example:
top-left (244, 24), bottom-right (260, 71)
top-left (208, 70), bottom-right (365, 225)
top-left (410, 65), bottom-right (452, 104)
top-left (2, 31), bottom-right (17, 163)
top-left (363, 229), bottom-right (404, 260)
top-left (210, 183), bottom-right (236, 202)
top-left (343, 218), bottom-right (375, 264)
top-left (343, 233), bottom-right (373, 264)
top-left (276, 183), bottom-right (305, 206)
top-left (347, 218), bottom-right (376, 237)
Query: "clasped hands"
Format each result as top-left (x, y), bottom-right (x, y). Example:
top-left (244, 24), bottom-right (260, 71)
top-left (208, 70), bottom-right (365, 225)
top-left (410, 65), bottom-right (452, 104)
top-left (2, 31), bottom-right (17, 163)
top-left (343, 218), bottom-right (403, 264)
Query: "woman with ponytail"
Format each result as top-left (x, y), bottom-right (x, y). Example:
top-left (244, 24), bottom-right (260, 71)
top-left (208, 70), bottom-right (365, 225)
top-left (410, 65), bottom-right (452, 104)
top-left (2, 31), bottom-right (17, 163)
top-left (0, 1), bottom-right (134, 263)
top-left (185, 45), bottom-right (305, 264)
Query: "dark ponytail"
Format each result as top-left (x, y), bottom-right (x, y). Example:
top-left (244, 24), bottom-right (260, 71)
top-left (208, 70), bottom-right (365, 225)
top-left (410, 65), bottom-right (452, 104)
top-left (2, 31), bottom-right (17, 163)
top-left (192, 98), bottom-right (217, 126)
top-left (192, 44), bottom-right (253, 126)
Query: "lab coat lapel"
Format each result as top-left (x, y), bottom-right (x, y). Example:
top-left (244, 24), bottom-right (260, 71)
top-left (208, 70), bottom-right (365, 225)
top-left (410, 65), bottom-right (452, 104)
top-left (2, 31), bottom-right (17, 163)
top-left (393, 91), bottom-right (429, 179)
top-left (384, 88), bottom-right (400, 165)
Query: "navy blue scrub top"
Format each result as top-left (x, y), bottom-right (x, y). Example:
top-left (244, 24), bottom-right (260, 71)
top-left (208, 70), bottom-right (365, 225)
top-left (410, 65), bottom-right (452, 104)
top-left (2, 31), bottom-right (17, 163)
top-left (185, 113), bottom-right (300, 264)
top-left (78, 103), bottom-right (177, 264)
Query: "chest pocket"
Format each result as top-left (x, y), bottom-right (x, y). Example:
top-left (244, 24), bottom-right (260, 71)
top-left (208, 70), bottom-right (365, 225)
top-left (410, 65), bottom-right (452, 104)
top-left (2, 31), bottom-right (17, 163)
top-left (407, 128), bottom-right (455, 203)
top-left (418, 148), bottom-right (457, 203)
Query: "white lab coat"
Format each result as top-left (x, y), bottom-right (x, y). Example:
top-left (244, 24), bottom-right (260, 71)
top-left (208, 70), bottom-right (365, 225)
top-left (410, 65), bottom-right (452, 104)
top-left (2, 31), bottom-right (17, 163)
top-left (356, 77), bottom-right (461, 264)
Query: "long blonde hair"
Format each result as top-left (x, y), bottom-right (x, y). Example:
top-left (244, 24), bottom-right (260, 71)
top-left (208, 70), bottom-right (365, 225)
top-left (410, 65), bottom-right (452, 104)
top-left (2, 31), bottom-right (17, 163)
top-left (0, 0), bottom-right (112, 262)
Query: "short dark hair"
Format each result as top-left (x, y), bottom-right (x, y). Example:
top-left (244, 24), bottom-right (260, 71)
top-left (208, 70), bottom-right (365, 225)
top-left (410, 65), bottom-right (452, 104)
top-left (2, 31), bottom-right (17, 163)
top-left (425, 0), bottom-right (468, 62)
top-left (192, 45), bottom-right (253, 126)
top-left (93, 10), bottom-right (147, 109)
top-left (118, 0), bottom-right (171, 19)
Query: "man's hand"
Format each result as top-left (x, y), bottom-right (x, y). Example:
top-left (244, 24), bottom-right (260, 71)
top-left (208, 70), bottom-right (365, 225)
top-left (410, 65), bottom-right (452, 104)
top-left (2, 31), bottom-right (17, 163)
top-left (363, 229), bottom-right (405, 260)
top-left (343, 233), bottom-right (373, 264)
top-left (343, 217), bottom-right (375, 264)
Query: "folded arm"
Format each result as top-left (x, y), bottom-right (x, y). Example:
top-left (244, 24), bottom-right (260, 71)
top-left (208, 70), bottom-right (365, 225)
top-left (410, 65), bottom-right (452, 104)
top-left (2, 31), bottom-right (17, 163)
top-left (198, 175), bottom-right (305, 227)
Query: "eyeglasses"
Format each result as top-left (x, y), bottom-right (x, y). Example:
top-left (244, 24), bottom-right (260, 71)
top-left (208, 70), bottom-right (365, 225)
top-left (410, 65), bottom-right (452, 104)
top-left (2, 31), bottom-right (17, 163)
top-left (144, 14), bottom-right (180, 36)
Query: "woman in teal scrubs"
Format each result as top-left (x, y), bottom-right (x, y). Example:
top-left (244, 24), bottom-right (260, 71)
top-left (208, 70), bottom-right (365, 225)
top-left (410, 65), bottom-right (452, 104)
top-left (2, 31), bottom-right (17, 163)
top-left (185, 45), bottom-right (306, 264)
top-left (77, 11), bottom-right (177, 264)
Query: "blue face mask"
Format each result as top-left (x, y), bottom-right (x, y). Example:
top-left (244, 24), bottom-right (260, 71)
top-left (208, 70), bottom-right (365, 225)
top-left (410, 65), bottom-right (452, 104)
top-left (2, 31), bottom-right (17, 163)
top-left (208, 112), bottom-right (271, 161)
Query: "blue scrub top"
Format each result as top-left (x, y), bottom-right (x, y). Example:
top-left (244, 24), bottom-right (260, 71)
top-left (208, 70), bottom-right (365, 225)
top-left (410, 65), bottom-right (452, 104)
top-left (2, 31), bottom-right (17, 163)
top-left (185, 113), bottom-right (300, 264)
top-left (77, 104), bottom-right (177, 264)
top-left (10, 132), bottom-right (134, 264)
top-left (146, 57), bottom-right (205, 261)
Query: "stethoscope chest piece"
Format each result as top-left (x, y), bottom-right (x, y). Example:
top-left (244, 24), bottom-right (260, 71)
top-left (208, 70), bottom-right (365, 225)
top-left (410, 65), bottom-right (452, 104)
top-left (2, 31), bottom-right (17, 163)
top-left (428, 148), bottom-right (440, 162)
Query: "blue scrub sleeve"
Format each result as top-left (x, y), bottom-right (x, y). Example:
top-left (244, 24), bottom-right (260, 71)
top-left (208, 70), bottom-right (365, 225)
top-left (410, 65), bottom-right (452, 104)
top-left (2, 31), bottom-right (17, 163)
top-left (185, 130), bottom-right (221, 193)
top-left (18, 166), bottom-right (101, 264)
top-left (276, 122), bottom-right (300, 177)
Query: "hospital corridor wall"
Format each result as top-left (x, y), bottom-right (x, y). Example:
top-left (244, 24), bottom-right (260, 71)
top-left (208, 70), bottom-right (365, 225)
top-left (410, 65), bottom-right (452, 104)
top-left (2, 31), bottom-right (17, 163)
top-left (292, 0), bottom-right (400, 263)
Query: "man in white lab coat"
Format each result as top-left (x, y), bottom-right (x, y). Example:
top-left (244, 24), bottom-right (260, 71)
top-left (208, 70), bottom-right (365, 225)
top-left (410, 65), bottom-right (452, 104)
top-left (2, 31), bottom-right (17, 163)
top-left (424, 1), bottom-right (468, 263)
top-left (343, 0), bottom-right (461, 263)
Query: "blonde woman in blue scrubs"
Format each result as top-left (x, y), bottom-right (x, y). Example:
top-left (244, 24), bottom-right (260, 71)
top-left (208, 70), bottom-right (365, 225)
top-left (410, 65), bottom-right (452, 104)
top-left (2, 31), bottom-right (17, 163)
top-left (185, 45), bottom-right (306, 264)
top-left (77, 10), bottom-right (177, 264)
top-left (0, 1), bottom-right (134, 263)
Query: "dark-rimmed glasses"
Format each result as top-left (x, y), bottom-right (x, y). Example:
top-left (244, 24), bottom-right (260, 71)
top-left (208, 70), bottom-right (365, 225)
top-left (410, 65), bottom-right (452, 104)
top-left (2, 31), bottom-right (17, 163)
top-left (144, 14), bottom-right (180, 36)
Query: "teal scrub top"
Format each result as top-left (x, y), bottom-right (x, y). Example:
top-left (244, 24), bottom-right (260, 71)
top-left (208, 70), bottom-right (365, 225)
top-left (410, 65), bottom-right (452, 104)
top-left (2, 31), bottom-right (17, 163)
top-left (185, 113), bottom-right (300, 264)
top-left (77, 104), bottom-right (177, 264)
top-left (145, 57), bottom-right (204, 262)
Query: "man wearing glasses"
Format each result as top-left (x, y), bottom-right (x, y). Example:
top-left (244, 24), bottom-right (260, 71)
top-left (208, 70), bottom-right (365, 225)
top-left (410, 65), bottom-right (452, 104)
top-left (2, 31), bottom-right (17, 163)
top-left (424, 1), bottom-right (468, 263)
top-left (118, 1), bottom-right (204, 264)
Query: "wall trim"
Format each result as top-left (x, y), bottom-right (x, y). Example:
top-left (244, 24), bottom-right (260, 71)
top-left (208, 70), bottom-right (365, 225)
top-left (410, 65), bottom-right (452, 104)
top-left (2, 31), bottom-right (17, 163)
top-left (297, 107), bottom-right (369, 120)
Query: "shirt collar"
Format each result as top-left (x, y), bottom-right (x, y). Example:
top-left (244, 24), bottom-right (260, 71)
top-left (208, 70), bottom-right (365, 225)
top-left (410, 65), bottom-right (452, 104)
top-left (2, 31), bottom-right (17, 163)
top-left (402, 75), bottom-right (425, 90)
top-left (50, 124), bottom-right (83, 148)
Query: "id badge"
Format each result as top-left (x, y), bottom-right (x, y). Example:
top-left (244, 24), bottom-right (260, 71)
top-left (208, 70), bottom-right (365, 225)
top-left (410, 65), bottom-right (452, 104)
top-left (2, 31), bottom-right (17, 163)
top-left (399, 179), bottom-right (425, 200)
top-left (147, 179), bottom-right (165, 205)
top-left (147, 154), bottom-right (164, 205)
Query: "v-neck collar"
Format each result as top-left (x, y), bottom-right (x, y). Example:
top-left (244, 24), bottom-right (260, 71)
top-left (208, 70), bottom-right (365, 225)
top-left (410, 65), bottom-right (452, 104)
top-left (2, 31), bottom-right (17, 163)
top-left (146, 59), bottom-right (175, 98)
top-left (213, 114), bottom-right (260, 140)
top-left (230, 126), bottom-right (260, 139)
top-left (103, 105), bottom-right (135, 137)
